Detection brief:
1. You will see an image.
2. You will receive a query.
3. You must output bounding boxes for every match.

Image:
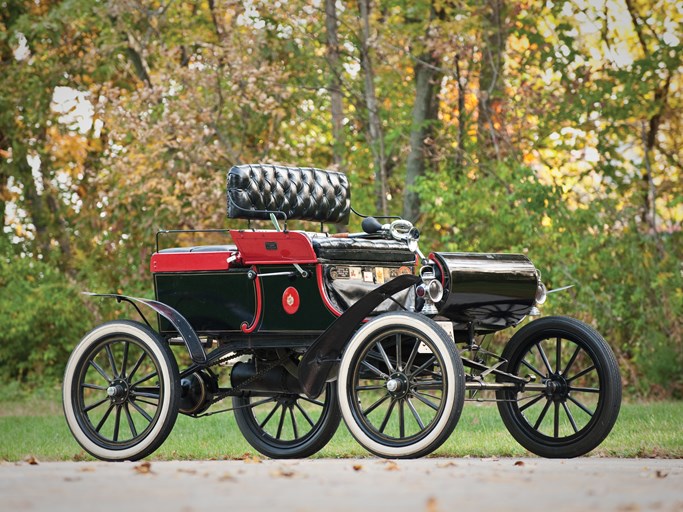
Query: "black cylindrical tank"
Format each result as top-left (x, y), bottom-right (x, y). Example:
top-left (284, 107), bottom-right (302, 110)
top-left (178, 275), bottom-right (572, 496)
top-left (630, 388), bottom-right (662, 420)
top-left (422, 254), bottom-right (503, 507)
top-left (431, 252), bottom-right (539, 332)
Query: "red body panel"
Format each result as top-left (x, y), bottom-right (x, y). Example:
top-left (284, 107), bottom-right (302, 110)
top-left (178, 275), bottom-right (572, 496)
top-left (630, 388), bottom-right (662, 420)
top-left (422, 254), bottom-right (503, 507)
top-left (150, 251), bottom-right (234, 273)
top-left (230, 230), bottom-right (317, 265)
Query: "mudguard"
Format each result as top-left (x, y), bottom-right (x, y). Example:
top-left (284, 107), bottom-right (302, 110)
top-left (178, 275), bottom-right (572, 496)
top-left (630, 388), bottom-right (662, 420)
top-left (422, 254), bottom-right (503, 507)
top-left (299, 274), bottom-right (420, 398)
top-left (83, 292), bottom-right (207, 364)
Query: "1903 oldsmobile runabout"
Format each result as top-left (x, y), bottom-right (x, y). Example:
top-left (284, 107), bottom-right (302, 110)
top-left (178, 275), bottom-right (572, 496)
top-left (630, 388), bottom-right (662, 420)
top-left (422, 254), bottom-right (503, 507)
top-left (63, 164), bottom-right (622, 461)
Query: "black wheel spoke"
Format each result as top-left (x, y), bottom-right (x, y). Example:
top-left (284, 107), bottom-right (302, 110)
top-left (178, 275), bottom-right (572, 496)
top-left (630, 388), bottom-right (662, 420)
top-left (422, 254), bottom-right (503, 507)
top-left (124, 403), bottom-right (138, 438)
top-left (105, 344), bottom-right (119, 379)
top-left (299, 396), bottom-right (324, 407)
top-left (84, 396), bottom-right (110, 413)
top-left (361, 360), bottom-right (389, 379)
top-left (376, 342), bottom-right (394, 373)
top-left (555, 337), bottom-right (562, 374)
top-left (289, 406), bottom-right (299, 439)
top-left (95, 403), bottom-right (115, 432)
top-left (411, 391), bottom-right (440, 411)
top-left (276, 405), bottom-right (286, 439)
top-left (396, 334), bottom-right (402, 371)
top-left (569, 386), bottom-right (600, 393)
top-left (245, 397), bottom-right (277, 410)
top-left (258, 403), bottom-right (281, 429)
top-left (294, 400), bottom-right (315, 428)
top-left (120, 341), bottom-right (130, 379)
top-left (129, 398), bottom-right (154, 423)
top-left (356, 384), bottom-right (387, 391)
top-left (127, 352), bottom-right (147, 383)
top-left (567, 364), bottom-right (596, 383)
top-left (518, 393), bottom-right (545, 413)
top-left (89, 359), bottom-right (112, 384)
top-left (379, 398), bottom-right (397, 433)
top-left (408, 355), bottom-right (437, 379)
top-left (113, 405), bottom-right (122, 442)
top-left (553, 402), bottom-right (560, 438)
top-left (398, 399), bottom-right (405, 438)
top-left (362, 392), bottom-right (391, 416)
top-left (536, 343), bottom-right (553, 375)
top-left (404, 340), bottom-right (420, 374)
top-left (521, 358), bottom-right (546, 379)
top-left (567, 395), bottom-right (595, 417)
top-left (81, 383), bottom-right (107, 391)
top-left (563, 346), bottom-right (581, 376)
top-left (532, 399), bottom-right (552, 430)
top-left (133, 398), bottom-right (159, 407)
top-left (562, 402), bottom-right (579, 433)
top-left (130, 390), bottom-right (160, 401)
top-left (131, 370), bottom-right (158, 388)
top-left (406, 398), bottom-right (425, 429)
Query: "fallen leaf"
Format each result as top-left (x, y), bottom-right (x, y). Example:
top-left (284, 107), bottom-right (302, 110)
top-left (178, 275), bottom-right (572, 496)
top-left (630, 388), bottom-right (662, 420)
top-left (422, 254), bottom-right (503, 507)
top-left (237, 453), bottom-right (262, 464)
top-left (514, 460), bottom-right (525, 467)
top-left (24, 455), bottom-right (39, 465)
top-left (72, 452), bottom-right (88, 462)
top-left (79, 466), bottom-right (96, 473)
top-left (133, 461), bottom-right (153, 474)
top-left (436, 461), bottom-right (457, 468)
top-left (655, 470), bottom-right (668, 478)
top-left (352, 464), bottom-right (363, 471)
top-left (270, 468), bottom-right (296, 478)
top-left (426, 496), bottom-right (441, 512)
top-left (384, 461), bottom-right (400, 471)
top-left (218, 472), bottom-right (236, 482)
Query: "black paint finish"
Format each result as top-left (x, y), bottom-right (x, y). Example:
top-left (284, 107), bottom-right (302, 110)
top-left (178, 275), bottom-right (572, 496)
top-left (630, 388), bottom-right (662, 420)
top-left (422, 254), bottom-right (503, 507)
top-left (432, 252), bottom-right (539, 331)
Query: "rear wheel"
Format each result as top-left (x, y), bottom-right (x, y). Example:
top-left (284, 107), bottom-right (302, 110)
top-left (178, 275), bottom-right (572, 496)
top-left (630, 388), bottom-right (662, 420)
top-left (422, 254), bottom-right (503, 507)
top-left (496, 316), bottom-right (621, 458)
top-left (338, 312), bottom-right (465, 459)
top-left (232, 383), bottom-right (341, 459)
top-left (63, 321), bottom-right (180, 461)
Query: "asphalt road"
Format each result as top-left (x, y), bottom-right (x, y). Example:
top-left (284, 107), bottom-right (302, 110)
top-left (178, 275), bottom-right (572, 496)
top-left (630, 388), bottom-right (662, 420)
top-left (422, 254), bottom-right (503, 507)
top-left (2, 457), bottom-right (682, 512)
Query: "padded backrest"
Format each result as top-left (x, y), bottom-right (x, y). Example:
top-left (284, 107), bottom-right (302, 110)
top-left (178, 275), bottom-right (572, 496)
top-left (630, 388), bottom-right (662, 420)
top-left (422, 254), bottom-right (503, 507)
top-left (227, 164), bottom-right (350, 224)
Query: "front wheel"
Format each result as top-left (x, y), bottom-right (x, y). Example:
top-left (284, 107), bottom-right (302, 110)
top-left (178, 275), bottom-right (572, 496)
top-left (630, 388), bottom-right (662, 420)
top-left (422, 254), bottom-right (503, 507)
top-left (63, 320), bottom-right (180, 461)
top-left (338, 312), bottom-right (465, 459)
top-left (496, 316), bottom-right (621, 458)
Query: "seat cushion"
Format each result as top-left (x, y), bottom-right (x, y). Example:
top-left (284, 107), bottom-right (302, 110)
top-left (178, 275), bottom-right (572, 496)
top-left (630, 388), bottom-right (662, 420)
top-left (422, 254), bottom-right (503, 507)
top-left (227, 164), bottom-right (350, 224)
top-left (311, 237), bottom-right (415, 264)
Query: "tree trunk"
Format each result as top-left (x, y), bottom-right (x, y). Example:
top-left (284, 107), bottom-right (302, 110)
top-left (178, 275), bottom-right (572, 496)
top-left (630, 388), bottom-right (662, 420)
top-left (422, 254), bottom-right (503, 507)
top-left (326, 0), bottom-right (345, 170)
top-left (477, 0), bottom-right (508, 162)
top-left (358, 0), bottom-right (388, 216)
top-left (403, 52), bottom-right (442, 221)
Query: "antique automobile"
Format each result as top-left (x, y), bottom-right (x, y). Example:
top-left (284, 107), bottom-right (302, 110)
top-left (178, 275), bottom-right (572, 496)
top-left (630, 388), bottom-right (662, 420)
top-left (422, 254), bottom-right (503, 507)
top-left (63, 164), bottom-right (622, 461)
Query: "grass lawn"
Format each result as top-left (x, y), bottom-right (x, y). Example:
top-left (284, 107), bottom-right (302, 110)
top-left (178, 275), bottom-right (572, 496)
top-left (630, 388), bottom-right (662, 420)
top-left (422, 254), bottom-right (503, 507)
top-left (1, 386), bottom-right (681, 461)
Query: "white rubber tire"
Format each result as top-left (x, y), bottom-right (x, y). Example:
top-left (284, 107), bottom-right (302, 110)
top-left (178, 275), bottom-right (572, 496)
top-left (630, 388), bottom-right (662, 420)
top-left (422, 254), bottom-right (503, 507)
top-left (63, 321), bottom-right (179, 461)
top-left (337, 312), bottom-right (464, 458)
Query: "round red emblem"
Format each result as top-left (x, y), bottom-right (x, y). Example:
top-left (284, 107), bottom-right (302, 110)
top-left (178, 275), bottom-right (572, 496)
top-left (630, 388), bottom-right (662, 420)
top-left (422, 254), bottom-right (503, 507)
top-left (282, 287), bottom-right (300, 315)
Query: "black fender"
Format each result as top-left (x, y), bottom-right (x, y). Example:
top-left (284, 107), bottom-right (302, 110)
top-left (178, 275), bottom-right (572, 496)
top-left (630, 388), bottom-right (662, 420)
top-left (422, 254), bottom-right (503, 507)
top-left (83, 292), bottom-right (207, 364)
top-left (299, 274), bottom-right (420, 398)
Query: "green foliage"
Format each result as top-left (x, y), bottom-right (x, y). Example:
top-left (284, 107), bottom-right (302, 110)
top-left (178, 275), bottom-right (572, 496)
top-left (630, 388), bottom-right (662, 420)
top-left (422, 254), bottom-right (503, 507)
top-left (0, 241), bottom-right (92, 382)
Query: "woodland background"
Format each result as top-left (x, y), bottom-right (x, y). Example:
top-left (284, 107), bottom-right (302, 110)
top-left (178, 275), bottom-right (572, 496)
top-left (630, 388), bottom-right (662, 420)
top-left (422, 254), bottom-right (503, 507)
top-left (0, 0), bottom-right (681, 397)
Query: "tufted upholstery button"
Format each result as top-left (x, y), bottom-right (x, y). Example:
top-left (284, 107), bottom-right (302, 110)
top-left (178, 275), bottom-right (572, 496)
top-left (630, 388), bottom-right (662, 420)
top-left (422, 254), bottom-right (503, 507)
top-left (227, 164), bottom-right (351, 224)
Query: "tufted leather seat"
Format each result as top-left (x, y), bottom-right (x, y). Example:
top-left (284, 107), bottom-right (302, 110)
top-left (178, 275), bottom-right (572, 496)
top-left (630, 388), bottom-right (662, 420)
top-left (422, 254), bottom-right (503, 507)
top-left (311, 237), bottom-right (415, 264)
top-left (227, 164), bottom-right (350, 224)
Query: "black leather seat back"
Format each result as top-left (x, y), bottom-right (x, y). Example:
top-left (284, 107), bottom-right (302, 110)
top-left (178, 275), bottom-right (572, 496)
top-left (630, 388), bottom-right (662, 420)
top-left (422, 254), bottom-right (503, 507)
top-left (227, 164), bottom-right (350, 224)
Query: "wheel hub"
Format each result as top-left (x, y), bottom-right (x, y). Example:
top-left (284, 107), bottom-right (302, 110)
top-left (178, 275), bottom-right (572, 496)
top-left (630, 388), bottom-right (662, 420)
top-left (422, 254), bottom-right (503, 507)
top-left (107, 379), bottom-right (129, 405)
top-left (545, 374), bottom-right (569, 402)
top-left (386, 373), bottom-right (409, 398)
